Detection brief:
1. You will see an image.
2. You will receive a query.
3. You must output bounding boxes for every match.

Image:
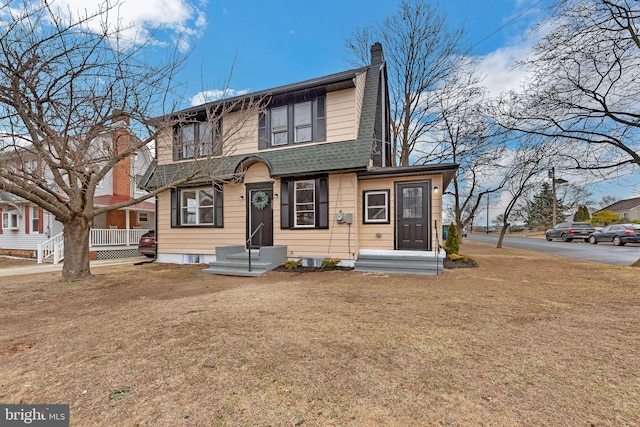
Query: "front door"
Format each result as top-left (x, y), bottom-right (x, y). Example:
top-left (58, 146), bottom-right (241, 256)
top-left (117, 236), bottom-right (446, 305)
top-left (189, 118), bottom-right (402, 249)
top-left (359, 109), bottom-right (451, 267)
top-left (396, 181), bottom-right (431, 250)
top-left (247, 183), bottom-right (274, 248)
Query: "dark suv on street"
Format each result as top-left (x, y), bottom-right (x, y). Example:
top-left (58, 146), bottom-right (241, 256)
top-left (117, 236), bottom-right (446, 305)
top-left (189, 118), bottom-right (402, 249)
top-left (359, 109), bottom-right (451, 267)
top-left (545, 222), bottom-right (596, 242)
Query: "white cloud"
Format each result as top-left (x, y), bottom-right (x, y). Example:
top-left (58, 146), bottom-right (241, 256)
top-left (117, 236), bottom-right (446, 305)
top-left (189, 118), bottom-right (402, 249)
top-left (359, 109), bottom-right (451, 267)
top-left (189, 88), bottom-right (252, 106)
top-left (476, 45), bottom-right (532, 98)
top-left (48, 0), bottom-right (207, 51)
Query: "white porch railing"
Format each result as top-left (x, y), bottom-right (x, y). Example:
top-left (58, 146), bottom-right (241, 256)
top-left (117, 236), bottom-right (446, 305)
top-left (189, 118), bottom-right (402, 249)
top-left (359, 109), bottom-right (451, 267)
top-left (37, 229), bottom-right (149, 264)
top-left (37, 232), bottom-right (65, 264)
top-left (89, 228), bottom-right (147, 247)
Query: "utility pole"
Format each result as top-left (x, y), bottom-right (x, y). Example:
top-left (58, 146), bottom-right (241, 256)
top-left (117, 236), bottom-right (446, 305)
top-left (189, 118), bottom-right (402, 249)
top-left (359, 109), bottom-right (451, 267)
top-left (550, 167), bottom-right (557, 226)
top-left (486, 194), bottom-right (490, 234)
top-left (549, 167), bottom-right (568, 226)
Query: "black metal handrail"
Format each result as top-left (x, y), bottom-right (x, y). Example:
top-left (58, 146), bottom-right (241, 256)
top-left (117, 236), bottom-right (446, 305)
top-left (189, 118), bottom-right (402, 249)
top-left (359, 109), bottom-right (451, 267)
top-left (246, 222), bottom-right (264, 272)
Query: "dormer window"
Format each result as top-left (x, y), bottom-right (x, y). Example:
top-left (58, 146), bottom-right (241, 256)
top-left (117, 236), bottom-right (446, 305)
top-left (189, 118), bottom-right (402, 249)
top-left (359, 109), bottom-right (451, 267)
top-left (173, 119), bottom-right (222, 161)
top-left (259, 95), bottom-right (325, 149)
top-left (271, 106), bottom-right (288, 146)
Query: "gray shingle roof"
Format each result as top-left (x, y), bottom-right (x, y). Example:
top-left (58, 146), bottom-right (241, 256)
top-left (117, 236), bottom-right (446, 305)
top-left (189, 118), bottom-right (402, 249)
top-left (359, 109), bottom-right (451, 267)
top-left (144, 139), bottom-right (373, 189)
top-left (599, 196), bottom-right (640, 213)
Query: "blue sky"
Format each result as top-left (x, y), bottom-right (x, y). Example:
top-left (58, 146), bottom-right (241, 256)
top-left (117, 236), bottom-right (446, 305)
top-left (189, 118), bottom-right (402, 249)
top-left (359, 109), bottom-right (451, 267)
top-left (47, 0), bottom-right (639, 205)
top-left (180, 0), bottom-right (550, 105)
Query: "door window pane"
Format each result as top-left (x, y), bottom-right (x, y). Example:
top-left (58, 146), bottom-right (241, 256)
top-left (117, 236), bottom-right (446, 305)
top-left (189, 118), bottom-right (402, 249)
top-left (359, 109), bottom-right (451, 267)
top-left (402, 187), bottom-right (422, 218)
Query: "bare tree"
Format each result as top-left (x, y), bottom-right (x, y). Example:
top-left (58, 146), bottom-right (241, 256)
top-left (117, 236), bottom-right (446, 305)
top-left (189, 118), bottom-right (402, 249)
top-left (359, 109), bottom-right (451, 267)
top-left (418, 63), bottom-right (511, 237)
top-left (0, 0), bottom-right (261, 281)
top-left (345, 0), bottom-right (465, 166)
top-left (494, 138), bottom-right (556, 248)
top-left (496, 0), bottom-right (640, 174)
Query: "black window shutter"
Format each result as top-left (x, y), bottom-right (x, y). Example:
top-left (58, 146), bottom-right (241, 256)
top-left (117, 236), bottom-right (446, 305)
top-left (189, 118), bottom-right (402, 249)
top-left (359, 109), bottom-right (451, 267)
top-left (172, 127), bottom-right (180, 161)
top-left (280, 180), bottom-right (291, 229)
top-left (171, 189), bottom-right (179, 227)
top-left (287, 103), bottom-right (294, 145)
top-left (317, 177), bottom-right (329, 229)
top-left (258, 112), bottom-right (268, 149)
top-left (314, 96), bottom-right (326, 142)
top-left (214, 184), bottom-right (224, 227)
top-left (213, 119), bottom-right (223, 156)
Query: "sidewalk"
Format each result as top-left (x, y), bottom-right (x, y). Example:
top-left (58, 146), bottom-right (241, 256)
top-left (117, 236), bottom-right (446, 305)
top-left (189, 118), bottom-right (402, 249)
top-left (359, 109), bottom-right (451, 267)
top-left (0, 257), bottom-right (151, 278)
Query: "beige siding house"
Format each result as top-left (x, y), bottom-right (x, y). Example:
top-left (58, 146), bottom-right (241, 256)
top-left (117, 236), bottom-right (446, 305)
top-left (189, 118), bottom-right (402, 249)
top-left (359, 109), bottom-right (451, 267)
top-left (143, 43), bottom-right (457, 275)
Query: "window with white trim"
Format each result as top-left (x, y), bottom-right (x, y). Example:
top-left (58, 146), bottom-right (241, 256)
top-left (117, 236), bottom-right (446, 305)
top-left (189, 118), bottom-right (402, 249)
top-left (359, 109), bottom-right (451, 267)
top-left (364, 190), bottom-right (389, 223)
top-left (271, 106), bottom-right (288, 146)
top-left (181, 189), bottom-right (214, 225)
top-left (174, 120), bottom-right (222, 160)
top-left (294, 180), bottom-right (316, 227)
top-left (2, 212), bottom-right (19, 230)
top-left (137, 212), bottom-right (149, 223)
top-left (30, 206), bottom-right (40, 234)
top-left (294, 101), bottom-right (312, 142)
top-left (170, 185), bottom-right (224, 228)
top-left (258, 95), bottom-right (326, 149)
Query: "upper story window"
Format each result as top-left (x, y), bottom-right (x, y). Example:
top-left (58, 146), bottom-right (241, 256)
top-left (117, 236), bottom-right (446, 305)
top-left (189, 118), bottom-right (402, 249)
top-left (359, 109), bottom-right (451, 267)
top-left (173, 120), bottom-right (222, 161)
top-left (259, 95), bottom-right (325, 149)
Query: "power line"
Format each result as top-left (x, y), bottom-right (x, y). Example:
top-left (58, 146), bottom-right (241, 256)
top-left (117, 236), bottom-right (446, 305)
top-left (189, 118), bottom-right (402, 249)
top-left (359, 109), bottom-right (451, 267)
top-left (469, 0), bottom-right (547, 52)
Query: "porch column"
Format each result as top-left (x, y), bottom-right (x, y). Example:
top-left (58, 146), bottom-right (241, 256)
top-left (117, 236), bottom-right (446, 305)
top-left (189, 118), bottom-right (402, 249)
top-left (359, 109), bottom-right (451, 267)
top-left (125, 208), bottom-right (131, 246)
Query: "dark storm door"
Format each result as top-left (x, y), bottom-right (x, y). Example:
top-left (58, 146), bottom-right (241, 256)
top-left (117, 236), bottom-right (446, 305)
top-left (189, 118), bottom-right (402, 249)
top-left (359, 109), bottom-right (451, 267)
top-left (247, 183), bottom-right (274, 248)
top-left (396, 181), bottom-right (431, 250)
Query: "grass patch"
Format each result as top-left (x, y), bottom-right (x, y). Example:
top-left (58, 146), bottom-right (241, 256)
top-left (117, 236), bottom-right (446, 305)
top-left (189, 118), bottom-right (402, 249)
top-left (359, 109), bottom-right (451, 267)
top-left (0, 241), bottom-right (638, 425)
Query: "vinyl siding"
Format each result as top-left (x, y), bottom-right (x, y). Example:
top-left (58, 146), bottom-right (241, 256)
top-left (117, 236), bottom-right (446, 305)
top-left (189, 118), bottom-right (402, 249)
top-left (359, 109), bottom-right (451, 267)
top-left (274, 173), bottom-right (358, 261)
top-left (0, 210), bottom-right (56, 252)
top-left (157, 170), bottom-right (360, 260)
top-left (326, 89), bottom-right (357, 142)
top-left (157, 162), bottom-right (272, 255)
top-left (357, 175), bottom-right (444, 251)
top-left (157, 85), bottom-right (360, 166)
top-left (155, 130), bottom-right (174, 166)
top-left (353, 72), bottom-right (367, 139)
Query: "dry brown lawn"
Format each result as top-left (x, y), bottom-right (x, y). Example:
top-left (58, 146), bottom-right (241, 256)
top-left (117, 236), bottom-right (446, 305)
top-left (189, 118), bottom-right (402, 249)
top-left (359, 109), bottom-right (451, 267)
top-left (1, 241), bottom-right (639, 426)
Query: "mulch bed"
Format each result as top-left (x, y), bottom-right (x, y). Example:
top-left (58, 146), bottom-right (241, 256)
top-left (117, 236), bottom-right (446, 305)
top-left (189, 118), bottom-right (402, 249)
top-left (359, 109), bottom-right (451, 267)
top-left (273, 256), bottom-right (478, 272)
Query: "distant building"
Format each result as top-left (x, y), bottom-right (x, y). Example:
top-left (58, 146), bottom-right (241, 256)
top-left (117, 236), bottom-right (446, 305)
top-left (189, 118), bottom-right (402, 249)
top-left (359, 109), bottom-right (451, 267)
top-left (597, 196), bottom-right (640, 222)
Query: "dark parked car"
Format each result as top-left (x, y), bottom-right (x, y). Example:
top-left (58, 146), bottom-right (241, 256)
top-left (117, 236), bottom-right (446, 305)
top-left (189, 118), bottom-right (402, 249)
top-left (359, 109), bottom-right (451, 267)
top-left (545, 222), bottom-right (596, 242)
top-left (588, 224), bottom-right (640, 246)
top-left (138, 230), bottom-right (156, 257)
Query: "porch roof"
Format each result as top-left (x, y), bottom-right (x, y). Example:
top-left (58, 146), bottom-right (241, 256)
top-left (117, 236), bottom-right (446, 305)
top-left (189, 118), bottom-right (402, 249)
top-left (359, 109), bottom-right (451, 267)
top-left (93, 195), bottom-right (155, 211)
top-left (358, 164), bottom-right (459, 189)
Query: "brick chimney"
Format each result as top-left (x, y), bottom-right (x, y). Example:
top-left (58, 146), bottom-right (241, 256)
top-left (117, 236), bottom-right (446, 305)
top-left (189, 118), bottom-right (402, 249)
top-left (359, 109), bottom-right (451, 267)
top-left (370, 42), bottom-right (384, 65)
top-left (112, 113), bottom-right (131, 197)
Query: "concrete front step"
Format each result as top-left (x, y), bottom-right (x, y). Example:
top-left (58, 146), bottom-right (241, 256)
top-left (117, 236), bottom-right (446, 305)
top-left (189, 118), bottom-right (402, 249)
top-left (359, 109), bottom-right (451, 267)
top-left (201, 266), bottom-right (266, 277)
top-left (354, 250), bottom-right (445, 275)
top-left (203, 245), bottom-right (287, 277)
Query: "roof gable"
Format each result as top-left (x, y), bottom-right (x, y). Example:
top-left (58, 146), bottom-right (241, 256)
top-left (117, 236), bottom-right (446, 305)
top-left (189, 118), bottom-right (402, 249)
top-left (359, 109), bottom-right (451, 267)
top-left (601, 196), bottom-right (640, 212)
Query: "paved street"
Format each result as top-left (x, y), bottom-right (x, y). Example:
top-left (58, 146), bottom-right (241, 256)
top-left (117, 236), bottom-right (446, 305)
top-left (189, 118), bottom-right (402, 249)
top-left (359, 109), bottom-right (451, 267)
top-left (466, 233), bottom-right (640, 266)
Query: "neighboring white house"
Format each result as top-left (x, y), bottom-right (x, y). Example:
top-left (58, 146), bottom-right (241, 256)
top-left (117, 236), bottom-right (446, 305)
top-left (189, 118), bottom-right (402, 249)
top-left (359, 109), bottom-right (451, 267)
top-left (0, 119), bottom-right (156, 260)
top-left (598, 196), bottom-right (640, 222)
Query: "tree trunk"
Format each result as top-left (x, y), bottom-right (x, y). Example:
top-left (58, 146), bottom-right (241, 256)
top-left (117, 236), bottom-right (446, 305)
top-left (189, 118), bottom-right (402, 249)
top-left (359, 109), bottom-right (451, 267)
top-left (496, 223), bottom-right (509, 249)
top-left (61, 215), bottom-right (92, 281)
